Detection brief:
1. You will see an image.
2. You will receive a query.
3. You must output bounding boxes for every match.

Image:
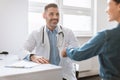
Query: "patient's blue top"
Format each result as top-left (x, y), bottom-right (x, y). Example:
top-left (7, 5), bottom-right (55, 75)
top-left (66, 23), bottom-right (120, 80)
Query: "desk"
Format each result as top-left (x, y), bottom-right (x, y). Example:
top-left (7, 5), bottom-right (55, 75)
top-left (0, 55), bottom-right (62, 80)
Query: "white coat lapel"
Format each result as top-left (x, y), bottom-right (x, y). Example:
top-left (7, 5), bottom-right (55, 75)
top-left (57, 25), bottom-right (65, 48)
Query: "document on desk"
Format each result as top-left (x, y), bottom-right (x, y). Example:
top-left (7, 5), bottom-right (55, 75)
top-left (5, 60), bottom-right (40, 68)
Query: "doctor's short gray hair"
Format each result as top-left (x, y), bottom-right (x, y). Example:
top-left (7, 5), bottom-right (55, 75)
top-left (113, 0), bottom-right (120, 4)
top-left (44, 3), bottom-right (58, 11)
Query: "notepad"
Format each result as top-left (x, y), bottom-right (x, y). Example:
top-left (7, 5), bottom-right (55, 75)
top-left (5, 60), bottom-right (40, 68)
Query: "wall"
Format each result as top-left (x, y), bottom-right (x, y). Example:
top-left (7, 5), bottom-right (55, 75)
top-left (0, 0), bottom-right (28, 57)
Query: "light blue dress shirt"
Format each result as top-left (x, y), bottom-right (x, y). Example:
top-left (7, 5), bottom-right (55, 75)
top-left (46, 27), bottom-right (60, 65)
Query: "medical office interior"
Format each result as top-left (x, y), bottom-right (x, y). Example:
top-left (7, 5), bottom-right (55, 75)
top-left (0, 0), bottom-right (118, 80)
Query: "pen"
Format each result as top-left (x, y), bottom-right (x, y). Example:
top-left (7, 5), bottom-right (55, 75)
top-left (5, 66), bottom-right (27, 68)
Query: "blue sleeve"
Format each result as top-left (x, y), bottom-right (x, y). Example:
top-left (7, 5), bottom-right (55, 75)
top-left (23, 54), bottom-right (30, 61)
top-left (66, 31), bottom-right (106, 61)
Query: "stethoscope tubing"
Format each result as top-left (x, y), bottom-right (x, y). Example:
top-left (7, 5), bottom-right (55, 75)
top-left (41, 26), bottom-right (64, 45)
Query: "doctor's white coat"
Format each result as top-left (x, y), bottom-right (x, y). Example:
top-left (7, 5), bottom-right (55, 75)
top-left (24, 25), bottom-right (79, 80)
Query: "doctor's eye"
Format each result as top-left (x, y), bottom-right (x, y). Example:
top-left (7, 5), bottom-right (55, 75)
top-left (56, 13), bottom-right (59, 16)
top-left (49, 13), bottom-right (54, 16)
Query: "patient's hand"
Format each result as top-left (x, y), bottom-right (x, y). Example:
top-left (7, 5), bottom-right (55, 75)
top-left (30, 55), bottom-right (49, 64)
top-left (61, 48), bottom-right (67, 57)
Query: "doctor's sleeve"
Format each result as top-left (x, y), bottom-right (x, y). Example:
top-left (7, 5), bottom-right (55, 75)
top-left (24, 32), bottom-right (36, 52)
top-left (67, 29), bottom-right (79, 48)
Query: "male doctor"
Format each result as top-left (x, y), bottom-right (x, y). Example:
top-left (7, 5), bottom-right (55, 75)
top-left (24, 3), bottom-right (79, 80)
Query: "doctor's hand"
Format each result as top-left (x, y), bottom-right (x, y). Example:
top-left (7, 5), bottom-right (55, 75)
top-left (61, 48), bottom-right (67, 57)
top-left (30, 55), bottom-right (49, 64)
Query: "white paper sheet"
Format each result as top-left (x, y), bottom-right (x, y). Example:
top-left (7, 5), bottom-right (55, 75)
top-left (5, 60), bottom-right (40, 68)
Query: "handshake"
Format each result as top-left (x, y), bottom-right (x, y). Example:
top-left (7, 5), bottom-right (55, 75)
top-left (61, 48), bottom-right (67, 57)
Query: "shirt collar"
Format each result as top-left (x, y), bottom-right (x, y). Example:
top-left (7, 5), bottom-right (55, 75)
top-left (46, 26), bottom-right (58, 34)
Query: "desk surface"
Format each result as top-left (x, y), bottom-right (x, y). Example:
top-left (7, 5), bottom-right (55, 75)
top-left (0, 55), bottom-right (62, 80)
top-left (0, 64), bottom-right (61, 76)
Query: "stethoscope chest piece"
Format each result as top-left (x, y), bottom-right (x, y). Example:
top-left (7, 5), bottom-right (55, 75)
top-left (57, 31), bottom-right (64, 47)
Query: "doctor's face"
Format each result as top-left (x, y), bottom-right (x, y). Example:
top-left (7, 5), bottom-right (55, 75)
top-left (43, 7), bottom-right (59, 30)
top-left (106, 0), bottom-right (120, 22)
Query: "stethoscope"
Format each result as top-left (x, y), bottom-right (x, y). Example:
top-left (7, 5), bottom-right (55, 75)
top-left (41, 25), bottom-right (64, 47)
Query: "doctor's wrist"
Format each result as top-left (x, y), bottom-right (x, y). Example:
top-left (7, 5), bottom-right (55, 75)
top-left (30, 54), bottom-right (35, 61)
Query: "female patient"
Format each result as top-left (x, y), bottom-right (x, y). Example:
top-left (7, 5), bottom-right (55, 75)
top-left (62, 0), bottom-right (120, 80)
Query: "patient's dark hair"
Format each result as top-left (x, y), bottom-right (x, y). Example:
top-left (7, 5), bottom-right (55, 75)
top-left (44, 3), bottom-right (58, 11)
top-left (113, 0), bottom-right (120, 4)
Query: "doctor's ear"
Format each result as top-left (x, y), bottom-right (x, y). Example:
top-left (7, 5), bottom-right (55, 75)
top-left (43, 12), bottom-right (46, 19)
